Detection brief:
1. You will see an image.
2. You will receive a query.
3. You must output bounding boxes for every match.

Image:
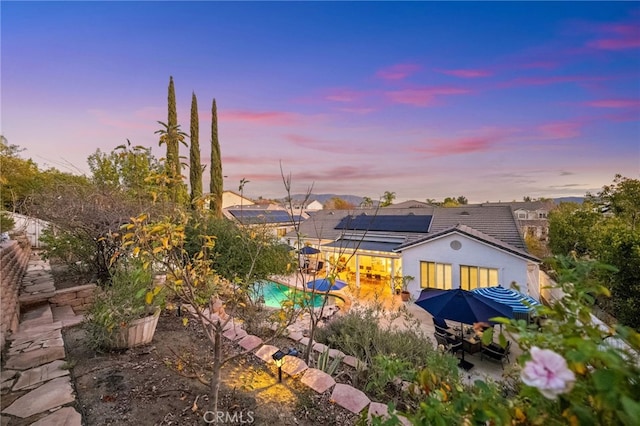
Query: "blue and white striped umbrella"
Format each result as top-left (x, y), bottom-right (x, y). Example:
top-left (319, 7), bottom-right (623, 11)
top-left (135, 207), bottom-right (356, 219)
top-left (471, 286), bottom-right (541, 314)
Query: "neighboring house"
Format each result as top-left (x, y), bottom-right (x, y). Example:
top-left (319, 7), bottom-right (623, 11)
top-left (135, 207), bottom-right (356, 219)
top-left (285, 205), bottom-right (540, 300)
top-left (305, 200), bottom-right (324, 211)
top-left (4, 212), bottom-right (50, 248)
top-left (386, 200), bottom-right (431, 209)
top-left (482, 201), bottom-right (555, 242)
top-left (222, 191), bottom-right (255, 209)
top-left (223, 205), bottom-right (306, 239)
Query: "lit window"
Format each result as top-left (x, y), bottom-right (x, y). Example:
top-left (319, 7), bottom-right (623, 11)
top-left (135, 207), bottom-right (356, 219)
top-left (460, 265), bottom-right (499, 290)
top-left (420, 261), bottom-right (452, 289)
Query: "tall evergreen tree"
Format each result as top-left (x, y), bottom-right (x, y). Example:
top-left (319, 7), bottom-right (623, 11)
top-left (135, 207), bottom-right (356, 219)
top-left (189, 92), bottom-right (203, 205)
top-left (167, 76), bottom-right (180, 180)
top-left (209, 98), bottom-right (223, 217)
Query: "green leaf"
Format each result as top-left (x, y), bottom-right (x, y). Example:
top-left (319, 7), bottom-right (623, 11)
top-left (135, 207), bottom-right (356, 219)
top-left (620, 396), bottom-right (640, 421)
top-left (592, 369), bottom-right (617, 392)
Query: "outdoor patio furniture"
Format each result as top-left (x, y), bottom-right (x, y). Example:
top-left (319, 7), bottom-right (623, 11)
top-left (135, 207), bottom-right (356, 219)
top-left (434, 332), bottom-right (463, 355)
top-left (480, 341), bottom-right (511, 368)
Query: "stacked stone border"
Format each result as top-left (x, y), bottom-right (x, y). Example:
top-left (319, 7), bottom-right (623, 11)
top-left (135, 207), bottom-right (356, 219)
top-left (198, 305), bottom-right (412, 425)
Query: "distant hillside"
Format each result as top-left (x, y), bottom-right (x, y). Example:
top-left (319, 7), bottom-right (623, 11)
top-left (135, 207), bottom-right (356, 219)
top-left (290, 193), bottom-right (364, 206)
top-left (554, 197), bottom-right (584, 204)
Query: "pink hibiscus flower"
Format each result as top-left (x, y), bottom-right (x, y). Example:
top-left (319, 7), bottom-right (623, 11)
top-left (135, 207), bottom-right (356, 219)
top-left (521, 347), bottom-right (576, 399)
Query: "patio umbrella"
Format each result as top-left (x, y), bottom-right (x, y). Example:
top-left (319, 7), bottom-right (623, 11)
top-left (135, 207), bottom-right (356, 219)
top-left (415, 288), bottom-right (514, 370)
top-left (471, 286), bottom-right (541, 322)
top-left (306, 278), bottom-right (347, 292)
top-left (299, 246), bottom-right (321, 255)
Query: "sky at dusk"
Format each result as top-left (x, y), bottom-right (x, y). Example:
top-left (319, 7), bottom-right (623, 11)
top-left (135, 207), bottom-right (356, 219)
top-left (2, 1), bottom-right (639, 203)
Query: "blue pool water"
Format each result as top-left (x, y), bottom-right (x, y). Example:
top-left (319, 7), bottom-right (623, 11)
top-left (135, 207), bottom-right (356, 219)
top-left (251, 281), bottom-right (339, 309)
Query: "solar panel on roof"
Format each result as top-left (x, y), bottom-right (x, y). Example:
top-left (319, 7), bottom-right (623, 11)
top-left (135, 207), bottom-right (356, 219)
top-left (334, 214), bottom-right (432, 233)
top-left (228, 209), bottom-right (294, 224)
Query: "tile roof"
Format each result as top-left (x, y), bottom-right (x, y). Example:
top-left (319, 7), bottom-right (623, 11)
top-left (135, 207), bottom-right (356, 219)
top-left (288, 205), bottom-right (530, 257)
top-left (394, 224), bottom-right (539, 262)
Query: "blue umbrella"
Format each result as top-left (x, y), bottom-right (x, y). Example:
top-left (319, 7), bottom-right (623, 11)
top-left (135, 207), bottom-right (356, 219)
top-left (415, 288), bottom-right (514, 370)
top-left (306, 278), bottom-right (347, 292)
top-left (299, 246), bottom-right (321, 255)
top-left (416, 288), bottom-right (514, 325)
top-left (471, 286), bottom-right (541, 321)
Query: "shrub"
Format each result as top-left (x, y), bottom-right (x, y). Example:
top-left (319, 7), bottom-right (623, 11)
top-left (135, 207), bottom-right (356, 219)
top-left (0, 211), bottom-right (15, 233)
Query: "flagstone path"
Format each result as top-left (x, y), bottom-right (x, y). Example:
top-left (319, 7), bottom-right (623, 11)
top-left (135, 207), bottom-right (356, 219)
top-left (1, 254), bottom-right (84, 425)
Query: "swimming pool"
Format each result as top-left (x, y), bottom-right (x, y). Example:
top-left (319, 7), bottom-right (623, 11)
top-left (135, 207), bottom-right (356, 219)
top-left (251, 280), bottom-right (341, 309)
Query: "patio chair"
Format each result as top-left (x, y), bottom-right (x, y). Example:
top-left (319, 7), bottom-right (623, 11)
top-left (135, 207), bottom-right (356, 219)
top-left (480, 340), bottom-right (511, 369)
top-left (434, 332), bottom-right (463, 355)
top-left (433, 317), bottom-right (456, 340)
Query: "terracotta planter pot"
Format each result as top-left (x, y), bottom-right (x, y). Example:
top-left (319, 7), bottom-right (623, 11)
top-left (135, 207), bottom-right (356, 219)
top-left (111, 308), bottom-right (160, 349)
top-left (400, 291), bottom-right (411, 302)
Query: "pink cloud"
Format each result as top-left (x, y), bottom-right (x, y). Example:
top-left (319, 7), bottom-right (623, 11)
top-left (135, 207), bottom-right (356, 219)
top-left (584, 99), bottom-right (640, 109)
top-left (438, 69), bottom-right (493, 78)
top-left (587, 23), bottom-right (640, 50)
top-left (219, 110), bottom-right (297, 125)
top-left (500, 74), bottom-right (607, 88)
top-left (375, 63), bottom-right (421, 81)
top-left (538, 121), bottom-right (582, 139)
top-left (285, 134), bottom-right (362, 154)
top-left (386, 86), bottom-right (470, 107)
top-left (88, 109), bottom-right (154, 131)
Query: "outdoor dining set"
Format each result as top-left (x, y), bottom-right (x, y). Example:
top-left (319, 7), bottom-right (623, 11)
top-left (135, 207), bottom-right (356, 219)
top-left (416, 287), bottom-right (540, 371)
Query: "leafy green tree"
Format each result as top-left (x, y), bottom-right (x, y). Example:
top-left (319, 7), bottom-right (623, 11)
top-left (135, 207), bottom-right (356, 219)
top-left (360, 196), bottom-right (374, 208)
top-left (189, 92), bottom-right (203, 205)
top-left (325, 197), bottom-right (354, 210)
top-left (381, 191), bottom-right (395, 207)
top-left (548, 201), bottom-right (600, 257)
top-left (209, 98), bottom-right (223, 217)
top-left (456, 195), bottom-right (468, 205)
top-left (185, 214), bottom-right (292, 284)
top-left (88, 140), bottom-right (163, 202)
top-left (548, 176), bottom-right (640, 329)
top-left (589, 174), bottom-right (640, 230)
top-left (1, 137), bottom-right (42, 211)
top-left (442, 197), bottom-right (459, 207)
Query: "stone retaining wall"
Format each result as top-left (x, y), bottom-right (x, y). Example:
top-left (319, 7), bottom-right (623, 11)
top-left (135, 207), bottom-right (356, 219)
top-left (48, 284), bottom-right (97, 314)
top-left (0, 235), bottom-right (32, 352)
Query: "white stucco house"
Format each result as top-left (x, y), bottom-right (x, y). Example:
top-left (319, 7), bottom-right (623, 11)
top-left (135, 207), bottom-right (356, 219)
top-left (285, 205), bottom-right (541, 301)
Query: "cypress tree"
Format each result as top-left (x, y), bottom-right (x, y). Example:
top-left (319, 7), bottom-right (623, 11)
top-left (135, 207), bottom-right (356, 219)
top-left (167, 76), bottom-right (180, 180)
top-left (189, 92), bottom-right (203, 205)
top-left (210, 98), bottom-right (223, 217)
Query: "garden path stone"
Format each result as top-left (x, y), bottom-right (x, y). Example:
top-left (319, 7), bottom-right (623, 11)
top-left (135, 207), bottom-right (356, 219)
top-left (328, 348), bottom-right (345, 359)
top-left (330, 383), bottom-right (370, 414)
top-left (287, 331), bottom-right (304, 341)
top-left (4, 346), bottom-right (66, 370)
top-left (300, 368), bottom-right (336, 393)
top-left (223, 326), bottom-right (247, 341)
top-left (2, 376), bottom-right (75, 418)
top-left (30, 406), bottom-right (82, 426)
top-left (312, 342), bottom-right (328, 353)
top-left (299, 336), bottom-right (311, 346)
top-left (282, 356), bottom-right (308, 376)
top-left (51, 305), bottom-right (84, 328)
top-left (12, 360), bottom-right (70, 391)
top-left (343, 355), bottom-right (366, 370)
top-left (238, 335), bottom-right (263, 351)
top-left (254, 344), bottom-right (279, 363)
top-left (19, 304), bottom-right (53, 327)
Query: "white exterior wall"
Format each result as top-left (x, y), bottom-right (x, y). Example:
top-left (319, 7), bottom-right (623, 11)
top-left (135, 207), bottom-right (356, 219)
top-left (399, 233), bottom-right (531, 299)
top-left (5, 212), bottom-right (50, 248)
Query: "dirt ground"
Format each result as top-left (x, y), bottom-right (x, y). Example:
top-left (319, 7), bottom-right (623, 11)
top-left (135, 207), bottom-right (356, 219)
top-left (63, 306), bottom-right (361, 426)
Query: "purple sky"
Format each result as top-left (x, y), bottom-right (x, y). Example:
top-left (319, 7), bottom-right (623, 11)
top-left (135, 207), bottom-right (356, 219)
top-left (2, 2), bottom-right (639, 203)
